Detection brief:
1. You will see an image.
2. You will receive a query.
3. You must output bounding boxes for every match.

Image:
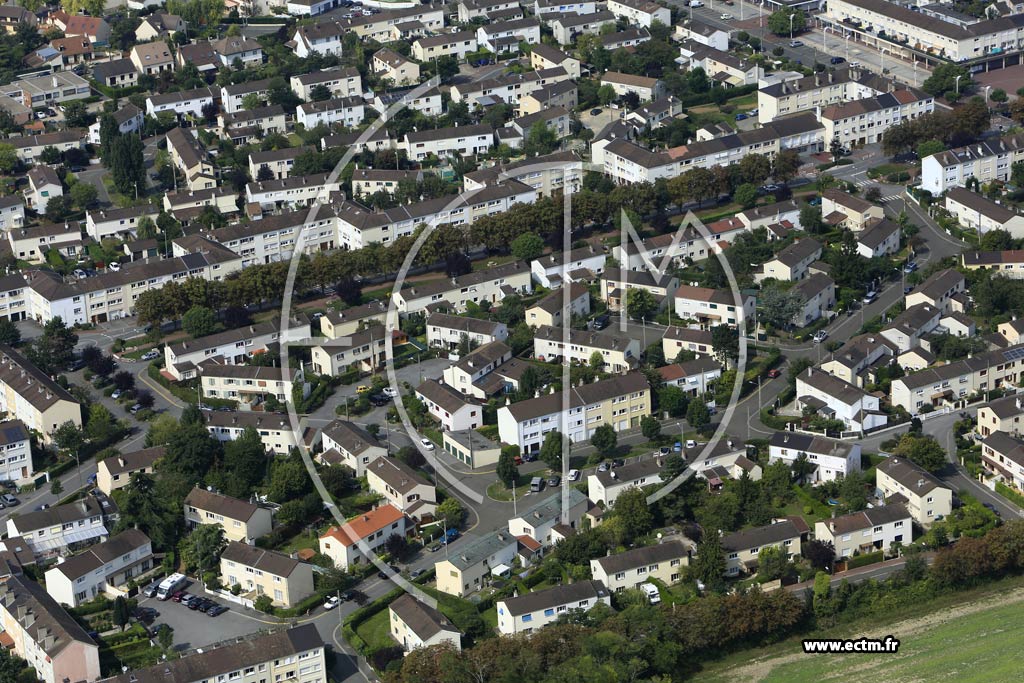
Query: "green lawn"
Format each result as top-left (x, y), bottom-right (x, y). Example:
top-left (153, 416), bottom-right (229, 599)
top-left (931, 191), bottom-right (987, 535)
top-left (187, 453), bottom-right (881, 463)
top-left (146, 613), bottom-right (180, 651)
top-left (737, 594), bottom-right (1024, 683)
top-left (355, 609), bottom-right (395, 653)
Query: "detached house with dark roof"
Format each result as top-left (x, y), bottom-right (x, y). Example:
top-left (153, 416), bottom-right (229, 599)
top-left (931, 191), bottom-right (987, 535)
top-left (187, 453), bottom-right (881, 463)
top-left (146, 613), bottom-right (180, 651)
top-left (497, 580), bottom-right (610, 635)
top-left (814, 504), bottom-right (913, 559)
top-left (795, 366), bottom-right (887, 433)
top-left (95, 446), bottom-right (164, 494)
top-left (876, 456), bottom-right (953, 526)
top-left (721, 518), bottom-right (808, 576)
top-left (44, 529), bottom-right (153, 607)
top-left (590, 539), bottom-right (690, 591)
top-left (318, 419), bottom-right (388, 477)
top-left (533, 325), bottom-right (640, 374)
top-left (184, 487), bottom-right (273, 544)
top-left (768, 431), bottom-right (861, 483)
top-left (366, 457), bottom-right (436, 520)
top-left (220, 541), bottom-right (314, 608)
top-left (390, 593), bottom-right (462, 653)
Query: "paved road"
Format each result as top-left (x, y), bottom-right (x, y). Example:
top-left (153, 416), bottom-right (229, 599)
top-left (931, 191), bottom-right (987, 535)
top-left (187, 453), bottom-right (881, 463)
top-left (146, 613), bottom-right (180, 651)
top-left (786, 552), bottom-right (936, 598)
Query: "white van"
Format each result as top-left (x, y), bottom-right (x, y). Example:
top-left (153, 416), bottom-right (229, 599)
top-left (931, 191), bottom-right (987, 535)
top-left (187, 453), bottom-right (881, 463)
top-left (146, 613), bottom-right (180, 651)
top-left (689, 0), bottom-right (703, 6)
top-left (640, 583), bottom-right (661, 604)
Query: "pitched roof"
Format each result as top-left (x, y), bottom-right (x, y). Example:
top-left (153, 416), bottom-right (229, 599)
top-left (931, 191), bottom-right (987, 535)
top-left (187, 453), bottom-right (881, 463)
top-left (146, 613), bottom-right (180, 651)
top-left (720, 518), bottom-right (803, 552)
top-left (823, 503), bottom-right (911, 534)
top-left (0, 344), bottom-right (78, 412)
top-left (185, 487), bottom-right (261, 522)
top-left (593, 539), bottom-right (689, 574)
top-left (321, 504), bottom-right (404, 547)
top-left (221, 541), bottom-right (302, 577)
top-left (367, 457), bottom-right (433, 496)
top-left (499, 579), bottom-right (608, 617)
top-left (50, 529), bottom-right (150, 581)
top-left (99, 446), bottom-right (164, 476)
top-left (0, 573), bottom-right (95, 657)
top-left (503, 372), bottom-right (649, 422)
top-left (389, 593), bottom-right (459, 641)
top-left (877, 456), bottom-right (946, 497)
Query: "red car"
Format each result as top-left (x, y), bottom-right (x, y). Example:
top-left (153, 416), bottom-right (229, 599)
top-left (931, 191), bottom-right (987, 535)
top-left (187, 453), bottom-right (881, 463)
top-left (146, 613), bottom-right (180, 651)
top-left (171, 591), bottom-right (187, 603)
top-left (767, 369), bottom-right (781, 378)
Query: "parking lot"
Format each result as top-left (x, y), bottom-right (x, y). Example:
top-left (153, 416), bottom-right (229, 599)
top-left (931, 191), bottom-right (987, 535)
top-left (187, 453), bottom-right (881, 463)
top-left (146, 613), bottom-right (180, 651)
top-left (137, 591), bottom-right (277, 652)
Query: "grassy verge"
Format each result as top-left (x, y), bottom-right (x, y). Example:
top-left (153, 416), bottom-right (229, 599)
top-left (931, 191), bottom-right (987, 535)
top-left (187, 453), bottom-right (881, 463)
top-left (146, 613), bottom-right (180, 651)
top-left (354, 609), bottom-right (394, 653)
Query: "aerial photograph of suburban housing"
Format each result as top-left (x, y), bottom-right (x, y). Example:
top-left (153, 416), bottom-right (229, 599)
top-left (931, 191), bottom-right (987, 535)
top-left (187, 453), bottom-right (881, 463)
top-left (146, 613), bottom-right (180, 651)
top-left (0, 0), bottom-right (1017, 680)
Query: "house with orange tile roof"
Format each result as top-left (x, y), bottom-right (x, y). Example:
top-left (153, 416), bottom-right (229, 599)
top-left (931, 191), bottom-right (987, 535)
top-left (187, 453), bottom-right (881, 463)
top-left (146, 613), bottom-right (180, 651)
top-left (318, 504), bottom-right (407, 570)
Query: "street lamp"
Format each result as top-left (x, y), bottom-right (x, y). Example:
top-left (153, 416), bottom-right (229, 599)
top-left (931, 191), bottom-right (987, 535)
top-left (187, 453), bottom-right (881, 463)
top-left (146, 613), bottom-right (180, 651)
top-left (789, 13), bottom-right (795, 41)
top-left (985, 85), bottom-right (992, 104)
top-left (955, 74), bottom-right (963, 96)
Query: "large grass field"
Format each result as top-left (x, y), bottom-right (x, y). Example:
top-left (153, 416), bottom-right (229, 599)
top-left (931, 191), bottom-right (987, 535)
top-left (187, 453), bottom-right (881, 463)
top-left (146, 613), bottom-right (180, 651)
top-left (698, 582), bottom-right (1024, 683)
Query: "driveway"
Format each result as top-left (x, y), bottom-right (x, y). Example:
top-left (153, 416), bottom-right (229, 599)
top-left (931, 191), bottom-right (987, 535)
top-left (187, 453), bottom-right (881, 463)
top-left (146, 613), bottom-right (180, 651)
top-left (75, 166), bottom-right (111, 206)
top-left (137, 592), bottom-right (285, 652)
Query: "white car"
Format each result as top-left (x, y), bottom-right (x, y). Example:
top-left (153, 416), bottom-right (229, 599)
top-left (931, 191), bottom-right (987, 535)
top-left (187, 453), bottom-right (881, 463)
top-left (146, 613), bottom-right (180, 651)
top-left (382, 387), bottom-right (399, 398)
top-left (73, 269), bottom-right (86, 279)
top-left (420, 438), bottom-right (435, 451)
top-left (567, 469), bottom-right (580, 482)
top-left (141, 350), bottom-right (160, 361)
top-left (109, 262), bottom-right (121, 271)
top-left (640, 583), bottom-right (661, 605)
top-left (813, 330), bottom-right (829, 344)
top-left (720, 12), bottom-right (732, 19)
top-left (323, 596), bottom-right (340, 611)
top-left (111, 389), bottom-right (123, 400)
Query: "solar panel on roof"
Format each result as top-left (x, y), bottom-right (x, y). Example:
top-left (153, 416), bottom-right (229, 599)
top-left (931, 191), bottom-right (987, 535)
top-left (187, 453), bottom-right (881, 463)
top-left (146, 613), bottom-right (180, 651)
top-left (1004, 347), bottom-right (1024, 362)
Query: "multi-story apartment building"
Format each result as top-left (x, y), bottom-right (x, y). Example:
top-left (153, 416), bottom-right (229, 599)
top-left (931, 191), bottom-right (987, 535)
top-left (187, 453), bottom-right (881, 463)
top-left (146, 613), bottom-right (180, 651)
top-left (145, 86), bottom-right (216, 118)
top-left (530, 244), bottom-right (606, 288)
top-left (722, 518), bottom-right (806, 576)
top-left (318, 419), bottom-right (388, 477)
top-left (205, 411), bottom-right (301, 455)
top-left (981, 431), bottom-right (1024, 491)
top-left (416, 379), bottom-right (483, 432)
top-left (207, 211), bottom-right (334, 267)
top-left (0, 420), bottom-right (31, 483)
top-left (607, 0), bottom-right (669, 26)
top-left (442, 341), bottom-right (513, 399)
top-left (891, 343), bottom-right (1024, 414)
top-left (533, 325), bottom-right (639, 374)
top-left (815, 504), bottom-right (912, 559)
top-left (95, 446), bottom-right (163, 494)
top-left (164, 316), bottom-right (311, 381)
top-left (876, 456), bottom-right (953, 526)
top-left (674, 285), bottom-right (755, 329)
top-left (462, 150), bottom-right (583, 197)
top-left (393, 261), bottom-right (532, 314)
top-left (821, 88), bottom-right (935, 147)
top-left (220, 542), bottom-right (314, 608)
top-left (7, 497), bottom-right (109, 558)
top-left (824, 0), bottom-right (1024, 63)
top-left (599, 268), bottom-right (678, 313)
top-left (921, 134), bottom-right (1024, 195)
top-left (0, 344), bottom-right (81, 442)
top-left (184, 487), bottom-right (273, 544)
top-left (411, 31), bottom-right (479, 61)
top-left (550, 11), bottom-right (616, 44)
top-left (0, 573), bottom-right (100, 683)
top-left (7, 131), bottom-right (81, 164)
top-left (497, 580), bottom-right (611, 635)
top-left (85, 205), bottom-right (160, 241)
top-left (476, 18), bottom-right (541, 54)
top-left (821, 189), bottom-right (885, 232)
top-left (402, 124), bottom-right (493, 162)
top-left (318, 504), bottom-right (406, 570)
top-left (295, 95), bottom-right (365, 129)
top-left (99, 624), bottom-right (326, 683)
top-left (200, 361), bottom-right (307, 408)
top-left (768, 432), bottom-right (861, 484)
top-left (44, 529), bottom-right (153, 607)
top-left (506, 488), bottom-right (589, 548)
top-left (289, 67), bottom-right (361, 99)
top-left (590, 540), bottom-right (690, 591)
top-left (497, 372), bottom-right (651, 452)
top-left (525, 283), bottom-right (591, 328)
top-left (245, 173), bottom-right (341, 211)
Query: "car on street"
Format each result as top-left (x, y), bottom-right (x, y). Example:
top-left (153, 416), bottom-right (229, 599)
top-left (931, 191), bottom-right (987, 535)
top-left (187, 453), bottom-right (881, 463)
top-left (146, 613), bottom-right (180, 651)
top-left (903, 261), bottom-right (918, 273)
top-left (813, 330), bottom-right (829, 343)
top-left (1, 494), bottom-right (17, 507)
top-left (568, 469), bottom-right (580, 482)
top-left (111, 389), bottom-right (123, 400)
top-left (382, 387), bottom-right (399, 398)
top-left (982, 502), bottom-right (1001, 516)
top-left (34, 503), bottom-right (49, 511)
top-left (830, 56), bottom-right (846, 64)
top-left (720, 13), bottom-right (732, 19)
top-left (760, 183), bottom-right (780, 194)
top-left (419, 438), bottom-right (434, 450)
top-left (547, 475), bottom-right (561, 487)
top-left (767, 368), bottom-right (781, 378)
top-left (410, 569), bottom-right (425, 579)
top-left (130, 404), bottom-right (143, 414)
top-left (789, 39), bottom-right (803, 47)
top-left (141, 350), bottom-right (160, 361)
top-left (862, 291), bottom-right (878, 304)
top-left (340, 590), bottom-right (356, 602)
top-left (734, 113), bottom-right (747, 121)
top-left (324, 596), bottom-right (340, 610)
top-left (356, 385), bottom-right (371, 394)
top-left (207, 604), bottom-right (229, 617)
top-left (377, 565), bottom-right (399, 579)
top-left (904, 285), bottom-right (914, 294)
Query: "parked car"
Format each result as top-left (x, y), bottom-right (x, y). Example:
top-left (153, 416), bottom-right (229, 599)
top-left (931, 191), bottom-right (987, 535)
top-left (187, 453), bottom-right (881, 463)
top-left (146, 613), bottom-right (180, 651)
top-left (830, 56), bottom-right (845, 64)
top-left (611, 459), bottom-right (625, 468)
top-left (170, 591), bottom-right (187, 603)
top-left (547, 475), bottom-right (561, 487)
top-left (767, 369), bottom-right (781, 378)
top-left (813, 330), bottom-right (829, 343)
top-left (720, 13), bottom-right (733, 19)
top-left (207, 604), bottom-right (229, 617)
top-left (568, 469), bottom-right (580, 482)
top-left (419, 437), bottom-right (435, 451)
top-left (591, 314), bottom-right (609, 330)
top-left (1, 494), bottom-right (18, 507)
top-left (130, 404), bottom-right (143, 414)
top-left (109, 262), bottom-right (121, 272)
top-left (789, 39), bottom-right (803, 47)
top-left (382, 387), bottom-right (399, 398)
top-left (324, 596), bottom-right (340, 610)
top-left (369, 394), bottom-right (389, 406)
top-left (862, 290), bottom-right (878, 304)
top-left (111, 389), bottom-right (123, 400)
top-left (734, 113), bottom-right (747, 121)
top-left (590, 108), bottom-right (602, 116)
top-left (597, 462), bottom-right (610, 472)
top-left (143, 581), bottom-right (161, 598)
top-left (356, 385), bottom-right (371, 394)
top-left (141, 350), bottom-right (160, 361)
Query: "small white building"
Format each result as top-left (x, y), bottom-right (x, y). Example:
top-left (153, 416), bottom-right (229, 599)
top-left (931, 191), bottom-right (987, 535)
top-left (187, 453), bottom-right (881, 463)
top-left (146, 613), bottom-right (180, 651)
top-left (319, 504), bottom-right (407, 570)
top-left (876, 456), bottom-right (953, 527)
top-left (497, 580), bottom-right (610, 635)
top-left (768, 431), bottom-right (861, 484)
top-left (389, 593), bottom-right (462, 653)
top-left (795, 367), bottom-right (887, 432)
top-left (44, 529), bottom-right (153, 608)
